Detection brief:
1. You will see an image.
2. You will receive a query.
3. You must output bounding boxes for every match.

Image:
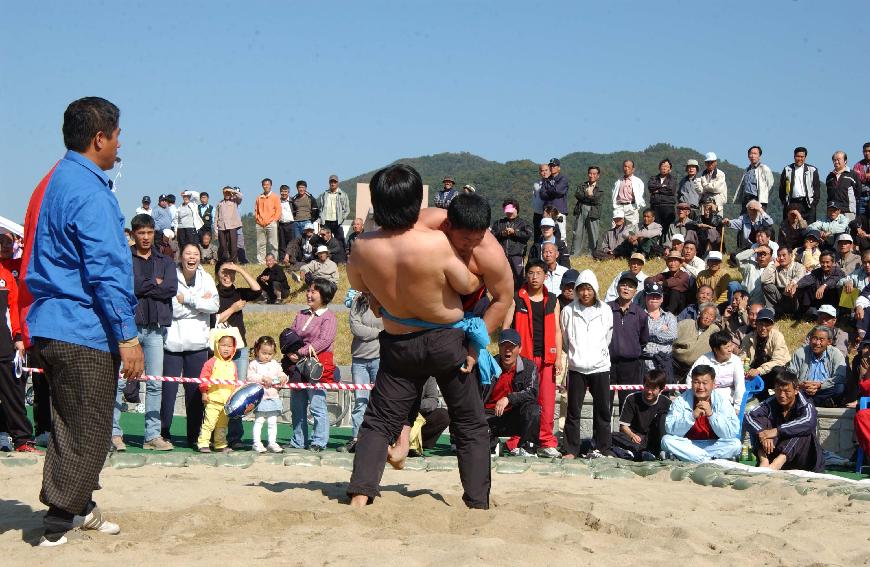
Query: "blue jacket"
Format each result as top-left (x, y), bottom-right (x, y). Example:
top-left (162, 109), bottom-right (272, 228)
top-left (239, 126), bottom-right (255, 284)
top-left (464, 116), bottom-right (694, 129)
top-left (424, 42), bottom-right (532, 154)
top-left (21, 151), bottom-right (138, 352)
top-left (665, 388), bottom-right (740, 440)
top-left (152, 206), bottom-right (174, 232)
top-left (539, 173), bottom-right (569, 214)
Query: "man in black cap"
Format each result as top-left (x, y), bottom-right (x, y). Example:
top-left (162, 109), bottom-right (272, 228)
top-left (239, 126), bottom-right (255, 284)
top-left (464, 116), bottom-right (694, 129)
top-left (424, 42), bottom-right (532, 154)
top-left (482, 329), bottom-right (541, 457)
top-left (608, 273), bottom-right (649, 410)
top-left (539, 158), bottom-right (569, 241)
top-left (135, 195), bottom-right (152, 216)
top-left (434, 175), bottom-right (458, 209)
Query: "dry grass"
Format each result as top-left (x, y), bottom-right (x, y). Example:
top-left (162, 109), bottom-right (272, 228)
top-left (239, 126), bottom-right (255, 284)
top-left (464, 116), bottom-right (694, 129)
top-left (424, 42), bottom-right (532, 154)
top-left (202, 262), bottom-right (352, 302)
top-left (244, 310), bottom-right (353, 366)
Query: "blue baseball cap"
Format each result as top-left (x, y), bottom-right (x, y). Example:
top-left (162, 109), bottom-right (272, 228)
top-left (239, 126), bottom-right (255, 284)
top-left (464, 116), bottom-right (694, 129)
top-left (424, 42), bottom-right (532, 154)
top-left (499, 329), bottom-right (522, 346)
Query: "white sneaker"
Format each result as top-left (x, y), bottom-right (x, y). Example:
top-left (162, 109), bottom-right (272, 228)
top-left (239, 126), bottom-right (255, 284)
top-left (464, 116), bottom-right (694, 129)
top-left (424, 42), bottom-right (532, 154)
top-left (252, 442), bottom-right (267, 454)
top-left (267, 443), bottom-right (284, 453)
top-left (537, 447), bottom-right (562, 459)
top-left (38, 535), bottom-right (68, 547)
top-left (73, 508), bottom-right (120, 535)
top-left (510, 447), bottom-right (537, 458)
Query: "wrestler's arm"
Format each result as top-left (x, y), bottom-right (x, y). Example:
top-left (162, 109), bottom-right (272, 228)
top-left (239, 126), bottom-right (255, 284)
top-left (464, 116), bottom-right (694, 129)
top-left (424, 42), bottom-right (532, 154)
top-left (474, 234), bottom-right (515, 334)
top-left (346, 247), bottom-right (370, 293)
top-left (442, 238), bottom-right (483, 295)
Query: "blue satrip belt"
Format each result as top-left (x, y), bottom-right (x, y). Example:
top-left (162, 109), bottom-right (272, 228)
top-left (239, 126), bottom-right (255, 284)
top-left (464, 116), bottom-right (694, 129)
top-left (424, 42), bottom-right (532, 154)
top-left (379, 308), bottom-right (498, 385)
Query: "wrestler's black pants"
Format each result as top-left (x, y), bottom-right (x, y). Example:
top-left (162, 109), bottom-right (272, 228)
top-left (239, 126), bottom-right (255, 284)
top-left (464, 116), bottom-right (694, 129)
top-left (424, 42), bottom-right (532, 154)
top-left (348, 328), bottom-right (491, 509)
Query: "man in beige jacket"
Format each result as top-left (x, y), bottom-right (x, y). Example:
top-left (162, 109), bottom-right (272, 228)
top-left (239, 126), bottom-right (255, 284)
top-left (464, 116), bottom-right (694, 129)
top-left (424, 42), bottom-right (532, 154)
top-left (739, 308), bottom-right (790, 399)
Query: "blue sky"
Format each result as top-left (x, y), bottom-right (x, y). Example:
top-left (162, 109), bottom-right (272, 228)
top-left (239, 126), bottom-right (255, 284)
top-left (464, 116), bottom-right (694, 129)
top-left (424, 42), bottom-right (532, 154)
top-left (1, 0), bottom-right (866, 221)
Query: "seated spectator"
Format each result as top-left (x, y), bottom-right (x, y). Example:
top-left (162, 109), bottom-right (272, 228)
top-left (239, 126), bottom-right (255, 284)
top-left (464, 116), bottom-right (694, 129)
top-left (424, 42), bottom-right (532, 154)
top-left (795, 251), bottom-right (845, 319)
top-left (778, 204), bottom-right (808, 251)
top-left (761, 245), bottom-right (805, 315)
top-left (603, 253), bottom-right (648, 304)
top-left (741, 308), bottom-right (790, 398)
top-left (851, 209), bottom-right (870, 251)
top-left (677, 285), bottom-right (714, 322)
top-left (611, 370), bottom-right (671, 462)
top-left (721, 287), bottom-right (749, 337)
top-left (686, 196), bottom-right (723, 254)
top-left (672, 303), bottom-right (722, 378)
top-left (529, 218), bottom-right (570, 268)
top-left (661, 365), bottom-right (741, 462)
top-left (841, 249), bottom-right (870, 321)
top-left (557, 269), bottom-right (579, 310)
top-left (790, 325), bottom-right (848, 407)
top-left (619, 208), bottom-right (663, 258)
top-left (640, 281), bottom-right (677, 382)
top-left (794, 229), bottom-right (822, 271)
top-left (737, 244), bottom-right (773, 306)
top-left (802, 304), bottom-right (850, 359)
top-left (317, 226), bottom-right (346, 264)
top-left (665, 203), bottom-right (698, 247)
top-left (733, 227), bottom-right (779, 265)
top-left (732, 301), bottom-right (763, 352)
top-left (296, 245), bottom-right (339, 286)
top-left (541, 242), bottom-right (569, 290)
top-left (482, 329), bottom-right (541, 458)
top-left (199, 231), bottom-right (218, 265)
top-left (722, 199), bottom-right (774, 251)
top-left (687, 330), bottom-right (745, 412)
top-left (593, 208), bottom-right (633, 261)
top-left (696, 251), bottom-right (734, 305)
top-left (346, 217), bottom-right (364, 257)
top-left (681, 240), bottom-right (706, 277)
top-left (649, 251), bottom-right (691, 315)
top-left (808, 201), bottom-right (849, 246)
top-left (834, 233), bottom-right (860, 276)
top-left (664, 233), bottom-right (685, 258)
top-left (285, 222), bottom-right (318, 266)
top-left (745, 369), bottom-right (824, 472)
top-left (256, 253), bottom-right (290, 304)
top-left (853, 367), bottom-right (870, 460)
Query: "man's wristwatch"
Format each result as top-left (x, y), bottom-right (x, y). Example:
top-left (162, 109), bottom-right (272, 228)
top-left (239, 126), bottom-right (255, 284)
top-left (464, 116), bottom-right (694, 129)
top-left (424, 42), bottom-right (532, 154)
top-left (119, 337), bottom-right (140, 349)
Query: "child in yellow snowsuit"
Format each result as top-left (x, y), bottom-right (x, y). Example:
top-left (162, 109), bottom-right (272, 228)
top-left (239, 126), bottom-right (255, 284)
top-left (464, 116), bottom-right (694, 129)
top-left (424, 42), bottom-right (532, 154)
top-left (197, 329), bottom-right (240, 452)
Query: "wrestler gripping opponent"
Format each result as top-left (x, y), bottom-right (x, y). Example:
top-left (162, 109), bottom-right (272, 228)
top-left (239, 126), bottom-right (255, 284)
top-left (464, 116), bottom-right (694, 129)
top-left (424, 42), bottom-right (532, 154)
top-left (347, 165), bottom-right (508, 509)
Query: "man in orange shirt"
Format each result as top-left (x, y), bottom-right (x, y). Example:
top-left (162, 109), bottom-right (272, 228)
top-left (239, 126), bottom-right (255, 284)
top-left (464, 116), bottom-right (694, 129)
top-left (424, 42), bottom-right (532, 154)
top-left (255, 178), bottom-right (282, 263)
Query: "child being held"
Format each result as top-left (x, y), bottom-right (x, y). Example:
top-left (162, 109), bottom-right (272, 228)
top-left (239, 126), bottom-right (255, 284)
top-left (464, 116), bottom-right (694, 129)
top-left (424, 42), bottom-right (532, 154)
top-left (610, 370), bottom-right (672, 461)
top-left (247, 336), bottom-right (288, 453)
top-left (197, 329), bottom-right (241, 453)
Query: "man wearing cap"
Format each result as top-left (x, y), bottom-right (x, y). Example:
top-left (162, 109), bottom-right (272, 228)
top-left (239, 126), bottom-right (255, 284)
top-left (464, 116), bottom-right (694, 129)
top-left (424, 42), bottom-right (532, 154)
top-left (539, 158), bottom-right (569, 239)
top-left (665, 203), bottom-right (698, 248)
top-left (434, 175), bottom-right (458, 209)
top-left (796, 228), bottom-right (822, 271)
top-left (733, 146), bottom-right (775, 213)
top-left (833, 233), bottom-right (861, 276)
top-left (679, 159), bottom-right (703, 218)
top-left (666, 233), bottom-right (685, 257)
top-left (284, 222), bottom-right (319, 267)
top-left (557, 268), bottom-right (579, 310)
top-left (779, 147), bottom-right (821, 223)
top-left (153, 194), bottom-right (174, 234)
top-left (135, 195), bottom-right (152, 216)
top-left (699, 153), bottom-right (727, 211)
top-left (277, 185), bottom-right (296, 259)
top-left (612, 160), bottom-right (645, 227)
top-left (481, 329), bottom-right (541, 458)
top-left (319, 174), bottom-right (351, 254)
top-left (761, 245), bottom-right (805, 315)
top-left (827, 151), bottom-right (862, 221)
top-left (696, 251), bottom-right (735, 305)
top-left (256, 253), bottom-right (290, 304)
top-left (297, 245), bottom-right (339, 286)
top-left (529, 217), bottom-right (570, 268)
top-left (722, 199), bottom-right (774, 252)
top-left (649, 251), bottom-right (691, 315)
top-left (790, 325), bottom-right (848, 407)
top-left (592, 208), bottom-right (633, 261)
top-left (255, 178), bottom-right (282, 264)
top-left (175, 190), bottom-right (203, 250)
top-left (491, 198), bottom-right (532, 288)
top-left (741, 308), bottom-right (791, 397)
top-left (802, 304), bottom-right (850, 359)
top-left (604, 253), bottom-right (649, 303)
top-left (808, 201), bottom-right (849, 245)
top-left (572, 165), bottom-right (604, 256)
top-left (290, 180), bottom-right (320, 239)
top-left (648, 158), bottom-right (678, 238)
top-left (215, 186), bottom-right (243, 263)
top-left (608, 272), bottom-right (649, 410)
top-left (795, 251), bottom-right (845, 318)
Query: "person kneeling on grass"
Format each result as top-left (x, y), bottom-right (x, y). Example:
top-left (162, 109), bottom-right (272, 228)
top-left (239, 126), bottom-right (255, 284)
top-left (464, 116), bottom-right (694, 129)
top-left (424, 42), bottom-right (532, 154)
top-left (745, 368), bottom-right (824, 472)
top-left (660, 364), bottom-right (741, 462)
top-left (611, 370), bottom-right (671, 461)
top-left (197, 329), bottom-right (241, 453)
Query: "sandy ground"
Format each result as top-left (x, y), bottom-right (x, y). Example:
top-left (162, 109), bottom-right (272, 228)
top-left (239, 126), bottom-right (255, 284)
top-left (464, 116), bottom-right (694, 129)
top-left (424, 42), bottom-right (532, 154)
top-left (2, 458), bottom-right (869, 567)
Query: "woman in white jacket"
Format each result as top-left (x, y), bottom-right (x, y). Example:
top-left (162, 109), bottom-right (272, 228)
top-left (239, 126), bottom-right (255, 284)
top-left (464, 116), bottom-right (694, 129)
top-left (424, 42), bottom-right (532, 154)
top-left (160, 243), bottom-right (220, 448)
top-left (560, 269), bottom-right (614, 458)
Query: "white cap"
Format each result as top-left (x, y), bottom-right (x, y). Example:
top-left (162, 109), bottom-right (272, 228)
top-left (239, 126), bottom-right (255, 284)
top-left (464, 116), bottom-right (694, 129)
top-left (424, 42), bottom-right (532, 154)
top-left (670, 233), bottom-right (686, 243)
top-left (817, 304), bottom-right (837, 318)
top-left (704, 152), bottom-right (718, 162)
top-left (316, 245), bottom-right (329, 254)
top-left (162, 229), bottom-right (175, 239)
top-left (706, 251), bottom-right (723, 262)
top-left (837, 233), bottom-right (854, 243)
top-left (303, 223), bottom-right (316, 232)
top-left (612, 206), bottom-right (625, 218)
top-left (540, 217), bottom-right (556, 227)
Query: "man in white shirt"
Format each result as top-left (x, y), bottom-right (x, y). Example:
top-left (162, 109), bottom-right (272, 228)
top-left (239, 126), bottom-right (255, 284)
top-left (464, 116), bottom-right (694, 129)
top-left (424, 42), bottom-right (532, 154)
top-left (779, 146), bottom-right (821, 224)
top-left (135, 195), bottom-right (152, 216)
top-left (611, 160), bottom-right (645, 227)
top-left (277, 184), bottom-right (295, 263)
top-left (542, 242), bottom-right (568, 291)
top-left (681, 241), bottom-right (706, 278)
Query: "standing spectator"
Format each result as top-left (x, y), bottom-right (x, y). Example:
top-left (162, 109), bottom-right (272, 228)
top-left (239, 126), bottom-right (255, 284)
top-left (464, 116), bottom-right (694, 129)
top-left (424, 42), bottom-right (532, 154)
top-left (319, 174), bottom-right (351, 253)
top-left (135, 195), bottom-right (152, 216)
top-left (740, 308), bottom-right (790, 397)
top-left (492, 198), bottom-right (532, 288)
top-left (608, 273), bottom-right (649, 410)
top-left (175, 190), bottom-right (203, 250)
top-left (504, 258), bottom-right (562, 458)
top-left (346, 217), bottom-right (364, 257)
top-left (688, 330), bottom-right (745, 413)
top-left (214, 262), bottom-right (261, 388)
top-left (20, 97), bottom-right (143, 545)
top-left (111, 214), bottom-right (177, 452)
top-left (699, 152), bottom-right (727, 211)
top-left (640, 281), bottom-right (677, 383)
top-left (779, 146), bottom-right (821, 223)
top-left (826, 151), bottom-right (862, 220)
top-left (199, 231), bottom-right (218, 265)
top-left (284, 278), bottom-right (338, 452)
top-left (152, 194), bottom-right (174, 234)
top-left (166, 194), bottom-right (178, 230)
top-left (761, 246), bottom-right (805, 315)
top-left (277, 184), bottom-right (295, 259)
top-left (255, 178), bottom-right (281, 263)
top-left (340, 292), bottom-right (383, 453)
top-left (532, 163), bottom-right (550, 241)
top-left (556, 269), bottom-right (579, 310)
top-left (482, 329), bottom-right (541, 457)
top-left (789, 326), bottom-right (848, 407)
top-left (256, 253), bottom-right (290, 304)
top-left (592, 208), bottom-right (632, 261)
top-left (572, 165), bottom-right (603, 255)
top-left (778, 205), bottom-right (809, 250)
top-left (733, 145), bottom-right (775, 212)
top-left (795, 251), bottom-right (845, 318)
top-left (196, 191), bottom-right (213, 240)
top-left (539, 158), bottom-right (569, 241)
top-left (290, 180), bottom-right (320, 237)
top-left (317, 225), bottom-right (347, 264)
top-left (160, 243), bottom-right (219, 449)
top-left (678, 159), bottom-right (703, 218)
top-left (673, 303), bottom-right (722, 378)
top-left (215, 186), bottom-right (243, 263)
top-left (561, 270), bottom-right (614, 459)
top-left (647, 158), bottom-right (678, 239)
top-left (611, 159), bottom-right (645, 227)
top-left (854, 142), bottom-right (870, 217)
top-left (649, 251), bottom-right (692, 315)
top-left (434, 175), bottom-right (458, 209)
top-left (195, 330), bottom-right (239, 453)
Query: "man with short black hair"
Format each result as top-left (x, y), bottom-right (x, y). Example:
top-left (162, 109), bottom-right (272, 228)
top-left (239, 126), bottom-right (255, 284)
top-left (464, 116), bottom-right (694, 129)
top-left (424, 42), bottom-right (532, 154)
top-left (197, 191), bottom-right (213, 241)
top-left (277, 184), bottom-right (295, 259)
top-left (572, 165), bottom-right (603, 255)
top-left (290, 180), bottom-right (319, 238)
top-left (647, 158), bottom-right (678, 237)
top-left (779, 146), bottom-right (821, 223)
top-left (612, 159), bottom-right (645, 227)
top-left (153, 194), bottom-right (173, 233)
top-left (255, 178), bottom-right (281, 263)
top-left (733, 145), bottom-right (775, 213)
top-left (827, 151), bottom-right (862, 221)
top-left (761, 245), bottom-right (804, 315)
top-left (795, 251), bottom-right (845, 317)
top-left (319, 174), bottom-right (350, 253)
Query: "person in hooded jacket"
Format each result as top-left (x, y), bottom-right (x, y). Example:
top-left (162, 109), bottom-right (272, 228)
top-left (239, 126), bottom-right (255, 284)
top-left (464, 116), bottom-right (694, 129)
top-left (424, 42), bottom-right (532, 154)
top-left (560, 269), bottom-right (615, 459)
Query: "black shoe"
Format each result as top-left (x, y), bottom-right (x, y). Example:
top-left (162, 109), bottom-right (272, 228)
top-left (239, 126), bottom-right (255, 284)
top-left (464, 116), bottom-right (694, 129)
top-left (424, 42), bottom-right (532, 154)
top-left (309, 445), bottom-right (324, 453)
top-left (336, 439), bottom-right (356, 453)
top-left (229, 441), bottom-right (247, 451)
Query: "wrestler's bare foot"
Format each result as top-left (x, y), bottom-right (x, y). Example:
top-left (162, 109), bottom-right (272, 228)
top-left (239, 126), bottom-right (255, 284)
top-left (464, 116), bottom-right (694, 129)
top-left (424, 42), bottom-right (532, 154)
top-left (387, 425), bottom-right (410, 470)
top-left (349, 495), bottom-right (369, 508)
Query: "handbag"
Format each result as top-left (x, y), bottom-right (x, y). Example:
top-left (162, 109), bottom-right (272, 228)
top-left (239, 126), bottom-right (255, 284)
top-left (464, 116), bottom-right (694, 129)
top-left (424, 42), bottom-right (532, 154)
top-left (297, 345), bottom-right (324, 383)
